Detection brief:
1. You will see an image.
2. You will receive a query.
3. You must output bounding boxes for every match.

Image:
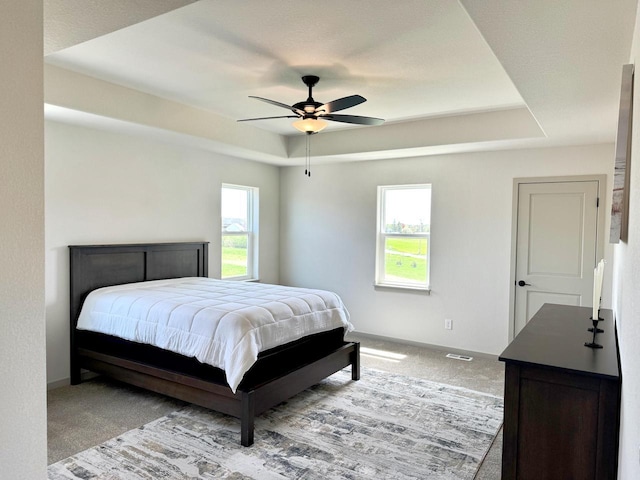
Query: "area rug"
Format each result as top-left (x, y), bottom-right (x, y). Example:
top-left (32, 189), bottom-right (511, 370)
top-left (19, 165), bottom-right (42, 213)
top-left (48, 368), bottom-right (503, 480)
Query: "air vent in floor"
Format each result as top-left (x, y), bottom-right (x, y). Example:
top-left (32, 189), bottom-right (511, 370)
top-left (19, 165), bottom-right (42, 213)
top-left (446, 353), bottom-right (473, 361)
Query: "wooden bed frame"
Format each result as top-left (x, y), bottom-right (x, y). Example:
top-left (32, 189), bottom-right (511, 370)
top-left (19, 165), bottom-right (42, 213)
top-left (69, 242), bottom-right (360, 446)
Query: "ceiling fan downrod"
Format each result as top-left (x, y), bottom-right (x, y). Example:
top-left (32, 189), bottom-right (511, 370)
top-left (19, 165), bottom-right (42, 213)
top-left (295, 75), bottom-right (323, 114)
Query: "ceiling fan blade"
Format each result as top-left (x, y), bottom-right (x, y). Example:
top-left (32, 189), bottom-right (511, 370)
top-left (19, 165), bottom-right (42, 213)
top-left (318, 95), bottom-right (366, 114)
top-left (249, 96), bottom-right (305, 115)
top-left (237, 115), bottom-right (299, 122)
top-left (322, 114), bottom-right (385, 126)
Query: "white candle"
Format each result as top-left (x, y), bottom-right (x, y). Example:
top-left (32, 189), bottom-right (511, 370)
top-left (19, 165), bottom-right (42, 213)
top-left (592, 264), bottom-right (599, 319)
top-left (593, 260), bottom-right (605, 319)
top-left (598, 260), bottom-right (604, 306)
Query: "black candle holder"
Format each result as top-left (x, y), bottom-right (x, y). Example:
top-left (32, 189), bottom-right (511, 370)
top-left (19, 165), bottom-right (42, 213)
top-left (588, 318), bottom-right (604, 334)
top-left (584, 314), bottom-right (604, 349)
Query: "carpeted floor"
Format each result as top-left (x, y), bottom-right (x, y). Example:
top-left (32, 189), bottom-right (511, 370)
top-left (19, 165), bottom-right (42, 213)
top-left (48, 368), bottom-right (503, 479)
top-left (48, 333), bottom-right (505, 478)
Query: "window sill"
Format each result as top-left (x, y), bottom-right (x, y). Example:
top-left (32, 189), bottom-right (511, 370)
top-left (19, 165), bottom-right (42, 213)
top-left (374, 283), bottom-right (431, 294)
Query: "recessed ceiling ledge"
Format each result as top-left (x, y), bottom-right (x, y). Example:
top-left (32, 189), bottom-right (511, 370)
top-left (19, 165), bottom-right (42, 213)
top-left (286, 107), bottom-right (545, 159)
top-left (44, 63), bottom-right (288, 160)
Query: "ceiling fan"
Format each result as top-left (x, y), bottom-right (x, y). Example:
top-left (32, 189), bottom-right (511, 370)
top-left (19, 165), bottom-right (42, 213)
top-left (238, 75), bottom-right (385, 134)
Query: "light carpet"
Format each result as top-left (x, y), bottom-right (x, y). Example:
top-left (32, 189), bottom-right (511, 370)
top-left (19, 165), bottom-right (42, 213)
top-left (48, 368), bottom-right (503, 479)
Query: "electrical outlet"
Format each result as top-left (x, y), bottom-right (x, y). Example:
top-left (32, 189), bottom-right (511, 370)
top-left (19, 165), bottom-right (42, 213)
top-left (445, 318), bottom-right (453, 330)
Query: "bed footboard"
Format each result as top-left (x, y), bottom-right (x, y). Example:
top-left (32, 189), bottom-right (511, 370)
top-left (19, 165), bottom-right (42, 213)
top-left (231, 342), bottom-right (360, 447)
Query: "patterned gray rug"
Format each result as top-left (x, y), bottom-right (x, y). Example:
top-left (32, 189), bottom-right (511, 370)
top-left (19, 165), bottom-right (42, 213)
top-left (48, 368), bottom-right (503, 479)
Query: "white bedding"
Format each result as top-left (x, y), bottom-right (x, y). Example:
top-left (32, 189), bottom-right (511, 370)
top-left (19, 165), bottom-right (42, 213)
top-left (76, 277), bottom-right (353, 392)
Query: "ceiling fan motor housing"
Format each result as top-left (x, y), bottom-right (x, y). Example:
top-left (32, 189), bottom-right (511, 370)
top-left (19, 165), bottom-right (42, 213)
top-left (293, 101), bottom-right (323, 116)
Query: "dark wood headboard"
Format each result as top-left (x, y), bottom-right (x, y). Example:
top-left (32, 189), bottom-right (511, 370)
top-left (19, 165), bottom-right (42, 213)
top-left (69, 242), bottom-right (209, 329)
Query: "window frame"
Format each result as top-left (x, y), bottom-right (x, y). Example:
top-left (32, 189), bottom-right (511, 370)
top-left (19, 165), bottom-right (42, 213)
top-left (375, 184), bottom-right (431, 291)
top-left (221, 183), bottom-right (259, 281)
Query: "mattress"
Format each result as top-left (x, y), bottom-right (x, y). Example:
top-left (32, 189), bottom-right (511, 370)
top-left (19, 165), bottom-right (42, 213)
top-left (76, 277), bottom-right (353, 392)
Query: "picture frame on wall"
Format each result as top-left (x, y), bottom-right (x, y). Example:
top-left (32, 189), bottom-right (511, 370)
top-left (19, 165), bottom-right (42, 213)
top-left (610, 63), bottom-right (634, 244)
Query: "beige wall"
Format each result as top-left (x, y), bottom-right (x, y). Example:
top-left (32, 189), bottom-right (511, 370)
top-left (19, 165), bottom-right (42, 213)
top-left (0, 1), bottom-right (47, 478)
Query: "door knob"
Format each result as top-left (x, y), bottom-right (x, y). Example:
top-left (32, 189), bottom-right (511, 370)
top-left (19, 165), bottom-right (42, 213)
top-left (518, 280), bottom-right (531, 287)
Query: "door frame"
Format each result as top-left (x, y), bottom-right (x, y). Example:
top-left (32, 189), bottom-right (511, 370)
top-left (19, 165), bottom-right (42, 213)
top-left (508, 174), bottom-right (607, 341)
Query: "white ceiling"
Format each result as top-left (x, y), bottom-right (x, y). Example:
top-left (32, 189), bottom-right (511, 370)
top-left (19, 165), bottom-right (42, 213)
top-left (43, 0), bottom-right (637, 165)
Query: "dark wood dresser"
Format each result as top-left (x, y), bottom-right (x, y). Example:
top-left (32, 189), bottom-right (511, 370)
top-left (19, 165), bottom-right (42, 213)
top-left (499, 303), bottom-right (621, 480)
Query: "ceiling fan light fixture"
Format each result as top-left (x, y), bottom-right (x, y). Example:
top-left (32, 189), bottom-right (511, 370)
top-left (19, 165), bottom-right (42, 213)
top-left (292, 118), bottom-right (327, 134)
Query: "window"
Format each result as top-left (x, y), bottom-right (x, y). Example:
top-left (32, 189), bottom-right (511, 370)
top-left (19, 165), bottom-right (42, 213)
top-left (376, 184), bottom-right (431, 290)
top-left (221, 184), bottom-right (258, 280)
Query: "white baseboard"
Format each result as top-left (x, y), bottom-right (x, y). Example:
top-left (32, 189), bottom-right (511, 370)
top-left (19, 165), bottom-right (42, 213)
top-left (47, 378), bottom-right (69, 390)
top-left (47, 371), bottom-right (99, 390)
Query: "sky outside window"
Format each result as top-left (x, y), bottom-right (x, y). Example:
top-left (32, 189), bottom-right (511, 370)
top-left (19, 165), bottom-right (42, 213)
top-left (384, 187), bottom-right (431, 230)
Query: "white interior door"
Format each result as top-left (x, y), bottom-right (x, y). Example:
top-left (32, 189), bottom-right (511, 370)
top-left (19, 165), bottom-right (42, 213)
top-left (514, 180), bottom-right (600, 335)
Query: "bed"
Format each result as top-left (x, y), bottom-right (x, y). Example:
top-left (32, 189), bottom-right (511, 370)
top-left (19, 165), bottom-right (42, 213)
top-left (69, 242), bottom-right (360, 446)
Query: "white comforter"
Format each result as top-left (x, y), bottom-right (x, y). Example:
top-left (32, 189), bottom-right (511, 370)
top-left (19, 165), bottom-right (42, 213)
top-left (76, 277), bottom-right (353, 392)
